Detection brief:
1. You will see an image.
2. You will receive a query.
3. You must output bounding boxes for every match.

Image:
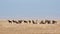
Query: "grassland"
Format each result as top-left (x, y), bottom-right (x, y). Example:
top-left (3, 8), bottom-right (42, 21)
top-left (0, 19), bottom-right (60, 34)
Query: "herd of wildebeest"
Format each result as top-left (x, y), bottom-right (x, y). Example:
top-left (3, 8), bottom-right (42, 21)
top-left (8, 20), bottom-right (57, 24)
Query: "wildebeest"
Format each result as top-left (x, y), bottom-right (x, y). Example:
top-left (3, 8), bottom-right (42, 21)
top-left (52, 20), bottom-right (57, 24)
top-left (8, 20), bottom-right (57, 24)
top-left (24, 20), bottom-right (28, 23)
top-left (40, 20), bottom-right (45, 24)
top-left (45, 20), bottom-right (51, 24)
top-left (8, 20), bottom-right (12, 24)
top-left (32, 20), bottom-right (37, 24)
top-left (40, 20), bottom-right (57, 24)
top-left (18, 20), bottom-right (22, 23)
top-left (12, 20), bottom-right (18, 24)
top-left (28, 20), bottom-right (31, 23)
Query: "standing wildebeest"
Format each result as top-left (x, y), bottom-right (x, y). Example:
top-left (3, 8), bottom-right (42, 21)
top-left (18, 20), bottom-right (22, 24)
top-left (24, 20), bottom-right (28, 23)
top-left (45, 20), bottom-right (51, 24)
top-left (8, 20), bottom-right (12, 24)
top-left (12, 20), bottom-right (18, 24)
top-left (40, 20), bottom-right (45, 24)
top-left (32, 20), bottom-right (37, 24)
top-left (40, 20), bottom-right (51, 24)
top-left (28, 20), bottom-right (31, 23)
top-left (52, 20), bottom-right (57, 24)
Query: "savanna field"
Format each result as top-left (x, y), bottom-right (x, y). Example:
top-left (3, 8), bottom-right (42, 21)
top-left (0, 19), bottom-right (60, 34)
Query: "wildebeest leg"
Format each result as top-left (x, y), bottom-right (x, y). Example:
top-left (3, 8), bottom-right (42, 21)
top-left (8, 20), bottom-right (12, 24)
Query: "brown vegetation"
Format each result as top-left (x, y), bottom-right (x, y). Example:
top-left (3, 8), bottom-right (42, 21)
top-left (0, 19), bottom-right (60, 34)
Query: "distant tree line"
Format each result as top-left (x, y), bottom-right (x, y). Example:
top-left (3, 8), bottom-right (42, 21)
top-left (8, 20), bottom-right (57, 24)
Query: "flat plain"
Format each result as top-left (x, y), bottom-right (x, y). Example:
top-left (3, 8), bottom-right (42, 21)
top-left (0, 19), bottom-right (60, 34)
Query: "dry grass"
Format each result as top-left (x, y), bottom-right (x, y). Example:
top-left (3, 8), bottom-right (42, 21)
top-left (0, 19), bottom-right (60, 34)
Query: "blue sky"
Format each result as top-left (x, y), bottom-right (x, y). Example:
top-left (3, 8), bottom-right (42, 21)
top-left (0, 0), bottom-right (60, 18)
